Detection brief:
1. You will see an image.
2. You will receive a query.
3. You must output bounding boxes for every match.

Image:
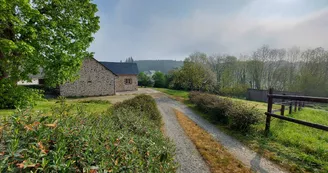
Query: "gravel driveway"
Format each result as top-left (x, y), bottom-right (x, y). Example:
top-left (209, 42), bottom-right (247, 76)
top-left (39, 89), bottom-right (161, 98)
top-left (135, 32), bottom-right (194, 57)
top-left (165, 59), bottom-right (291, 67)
top-left (156, 97), bottom-right (211, 173)
top-left (154, 94), bottom-right (288, 173)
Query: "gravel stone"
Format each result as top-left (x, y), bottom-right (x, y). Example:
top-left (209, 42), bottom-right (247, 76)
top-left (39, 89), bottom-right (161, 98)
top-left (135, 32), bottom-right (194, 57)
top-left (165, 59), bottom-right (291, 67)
top-left (156, 98), bottom-right (211, 173)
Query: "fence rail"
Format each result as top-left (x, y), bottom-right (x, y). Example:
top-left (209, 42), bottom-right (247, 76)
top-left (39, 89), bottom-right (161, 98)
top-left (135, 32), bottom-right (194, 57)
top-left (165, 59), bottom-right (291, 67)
top-left (265, 88), bottom-right (328, 136)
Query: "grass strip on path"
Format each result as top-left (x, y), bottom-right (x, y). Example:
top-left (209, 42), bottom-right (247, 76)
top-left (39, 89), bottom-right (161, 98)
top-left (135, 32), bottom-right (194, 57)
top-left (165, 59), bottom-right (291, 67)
top-left (174, 109), bottom-right (251, 173)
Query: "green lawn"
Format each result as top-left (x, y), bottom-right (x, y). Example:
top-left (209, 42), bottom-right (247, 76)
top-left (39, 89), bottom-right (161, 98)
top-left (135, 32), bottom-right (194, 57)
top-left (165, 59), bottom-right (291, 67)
top-left (0, 98), bottom-right (111, 117)
top-left (155, 88), bottom-right (189, 99)
top-left (155, 88), bottom-right (328, 173)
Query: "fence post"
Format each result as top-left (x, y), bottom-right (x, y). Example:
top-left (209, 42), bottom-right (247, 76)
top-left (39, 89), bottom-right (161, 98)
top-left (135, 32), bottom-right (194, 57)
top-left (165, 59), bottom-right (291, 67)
top-left (294, 101), bottom-right (297, 112)
top-left (298, 102), bottom-right (302, 111)
top-left (289, 102), bottom-right (292, 114)
top-left (265, 88), bottom-right (273, 136)
top-left (281, 93), bottom-right (285, 116)
top-left (281, 104), bottom-right (285, 116)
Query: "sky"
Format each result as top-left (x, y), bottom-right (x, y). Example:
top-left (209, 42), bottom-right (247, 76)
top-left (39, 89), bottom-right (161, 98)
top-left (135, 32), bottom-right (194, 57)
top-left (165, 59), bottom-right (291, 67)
top-left (89, 0), bottom-right (328, 61)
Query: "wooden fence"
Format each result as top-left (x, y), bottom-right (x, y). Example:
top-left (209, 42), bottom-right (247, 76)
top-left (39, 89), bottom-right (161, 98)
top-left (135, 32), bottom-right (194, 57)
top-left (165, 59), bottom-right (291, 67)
top-left (246, 88), bottom-right (301, 103)
top-left (265, 88), bottom-right (328, 136)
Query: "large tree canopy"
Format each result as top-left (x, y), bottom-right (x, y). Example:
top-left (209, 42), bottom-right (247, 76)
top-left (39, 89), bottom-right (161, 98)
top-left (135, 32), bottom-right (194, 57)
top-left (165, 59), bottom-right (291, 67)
top-left (0, 0), bottom-right (100, 86)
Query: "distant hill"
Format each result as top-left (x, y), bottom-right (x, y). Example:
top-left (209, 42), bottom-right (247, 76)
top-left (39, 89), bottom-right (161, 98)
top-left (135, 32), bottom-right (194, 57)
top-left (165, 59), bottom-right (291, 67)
top-left (135, 60), bottom-right (183, 74)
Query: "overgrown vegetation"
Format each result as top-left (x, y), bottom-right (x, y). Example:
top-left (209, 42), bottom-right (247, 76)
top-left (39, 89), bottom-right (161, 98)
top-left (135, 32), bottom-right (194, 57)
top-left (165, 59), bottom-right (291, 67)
top-left (157, 88), bottom-right (328, 173)
top-left (0, 95), bottom-right (176, 172)
top-left (114, 94), bottom-right (162, 125)
top-left (0, 85), bottom-right (44, 109)
top-left (189, 91), bottom-right (260, 132)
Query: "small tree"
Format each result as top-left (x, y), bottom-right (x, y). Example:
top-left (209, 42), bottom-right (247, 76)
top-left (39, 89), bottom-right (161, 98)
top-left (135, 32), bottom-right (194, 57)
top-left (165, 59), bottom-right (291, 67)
top-left (152, 71), bottom-right (166, 88)
top-left (138, 72), bottom-right (153, 87)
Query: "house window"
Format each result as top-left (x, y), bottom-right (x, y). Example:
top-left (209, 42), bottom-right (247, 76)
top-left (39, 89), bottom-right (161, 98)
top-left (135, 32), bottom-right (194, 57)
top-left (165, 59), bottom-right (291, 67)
top-left (125, 78), bottom-right (132, 85)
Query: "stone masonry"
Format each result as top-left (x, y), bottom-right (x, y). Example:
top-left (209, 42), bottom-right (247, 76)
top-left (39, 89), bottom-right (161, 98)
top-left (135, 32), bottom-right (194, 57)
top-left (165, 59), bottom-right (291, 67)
top-left (60, 58), bottom-right (116, 97)
top-left (115, 75), bottom-right (138, 92)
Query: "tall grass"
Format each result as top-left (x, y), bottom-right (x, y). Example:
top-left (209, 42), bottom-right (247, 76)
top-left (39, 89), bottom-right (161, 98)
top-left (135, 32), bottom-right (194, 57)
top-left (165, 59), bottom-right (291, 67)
top-left (0, 95), bottom-right (176, 172)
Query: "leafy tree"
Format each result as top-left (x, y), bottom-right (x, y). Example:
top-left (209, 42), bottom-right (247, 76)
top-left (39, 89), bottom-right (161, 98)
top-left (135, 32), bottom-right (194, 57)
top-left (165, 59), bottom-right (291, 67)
top-left (168, 52), bottom-right (217, 91)
top-left (152, 71), bottom-right (166, 88)
top-left (138, 72), bottom-right (153, 87)
top-left (0, 0), bottom-right (100, 108)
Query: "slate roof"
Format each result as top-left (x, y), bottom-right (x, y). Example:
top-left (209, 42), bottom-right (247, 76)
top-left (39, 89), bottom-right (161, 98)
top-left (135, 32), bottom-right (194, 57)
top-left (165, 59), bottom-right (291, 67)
top-left (100, 62), bottom-right (139, 75)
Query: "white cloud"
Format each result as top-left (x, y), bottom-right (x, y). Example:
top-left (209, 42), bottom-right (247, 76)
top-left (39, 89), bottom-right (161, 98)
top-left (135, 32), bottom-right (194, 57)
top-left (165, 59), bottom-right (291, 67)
top-left (90, 0), bottom-right (328, 61)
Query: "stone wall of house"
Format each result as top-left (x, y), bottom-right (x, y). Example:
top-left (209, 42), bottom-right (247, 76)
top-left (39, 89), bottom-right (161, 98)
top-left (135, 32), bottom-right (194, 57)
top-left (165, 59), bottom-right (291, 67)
top-left (115, 75), bottom-right (138, 92)
top-left (60, 58), bottom-right (116, 97)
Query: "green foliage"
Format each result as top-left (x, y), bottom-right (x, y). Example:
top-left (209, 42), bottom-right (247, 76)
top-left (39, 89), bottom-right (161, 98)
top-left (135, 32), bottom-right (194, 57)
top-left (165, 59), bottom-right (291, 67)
top-left (0, 83), bottom-right (43, 109)
top-left (189, 92), bottom-right (232, 124)
top-left (155, 88), bottom-right (189, 100)
top-left (78, 100), bottom-right (110, 104)
top-left (138, 72), bottom-right (154, 87)
top-left (168, 52), bottom-right (217, 91)
top-left (226, 103), bottom-right (260, 132)
top-left (0, 95), bottom-right (176, 172)
top-left (0, 0), bottom-right (100, 108)
top-left (0, 0), bottom-right (100, 86)
top-left (189, 91), bottom-right (260, 132)
top-left (217, 84), bottom-right (248, 98)
top-left (152, 71), bottom-right (167, 88)
top-left (114, 94), bottom-right (162, 126)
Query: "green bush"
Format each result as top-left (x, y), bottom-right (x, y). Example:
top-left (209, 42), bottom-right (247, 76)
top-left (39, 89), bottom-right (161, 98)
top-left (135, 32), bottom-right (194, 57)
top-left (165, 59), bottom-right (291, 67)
top-left (114, 94), bottom-right (161, 125)
top-left (227, 103), bottom-right (260, 132)
top-left (0, 95), bottom-right (176, 172)
top-left (0, 84), bottom-right (44, 109)
top-left (189, 92), bottom-right (231, 124)
top-left (189, 91), bottom-right (260, 132)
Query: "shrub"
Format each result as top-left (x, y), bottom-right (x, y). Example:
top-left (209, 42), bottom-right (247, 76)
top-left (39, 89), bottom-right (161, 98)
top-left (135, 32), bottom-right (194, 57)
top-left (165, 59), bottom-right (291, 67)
top-left (0, 84), bottom-right (44, 109)
top-left (227, 103), bottom-right (260, 132)
top-left (189, 92), bottom-right (231, 124)
top-left (0, 95), bottom-right (175, 172)
top-left (114, 94), bottom-right (161, 125)
top-left (189, 91), bottom-right (260, 132)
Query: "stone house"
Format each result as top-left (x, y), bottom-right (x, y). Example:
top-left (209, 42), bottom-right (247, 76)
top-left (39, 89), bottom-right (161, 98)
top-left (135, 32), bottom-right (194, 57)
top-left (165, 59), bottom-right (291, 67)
top-left (59, 58), bottom-right (139, 97)
top-left (100, 62), bottom-right (139, 92)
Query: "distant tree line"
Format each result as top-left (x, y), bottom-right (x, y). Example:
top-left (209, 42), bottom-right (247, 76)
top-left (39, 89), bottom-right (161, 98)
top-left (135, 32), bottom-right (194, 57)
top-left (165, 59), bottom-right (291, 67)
top-left (144, 45), bottom-right (328, 97)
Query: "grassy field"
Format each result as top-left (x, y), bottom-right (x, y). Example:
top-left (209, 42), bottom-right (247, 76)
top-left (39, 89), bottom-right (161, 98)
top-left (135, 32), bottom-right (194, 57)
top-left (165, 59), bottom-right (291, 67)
top-left (155, 88), bottom-right (328, 173)
top-left (0, 98), bottom-right (111, 117)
